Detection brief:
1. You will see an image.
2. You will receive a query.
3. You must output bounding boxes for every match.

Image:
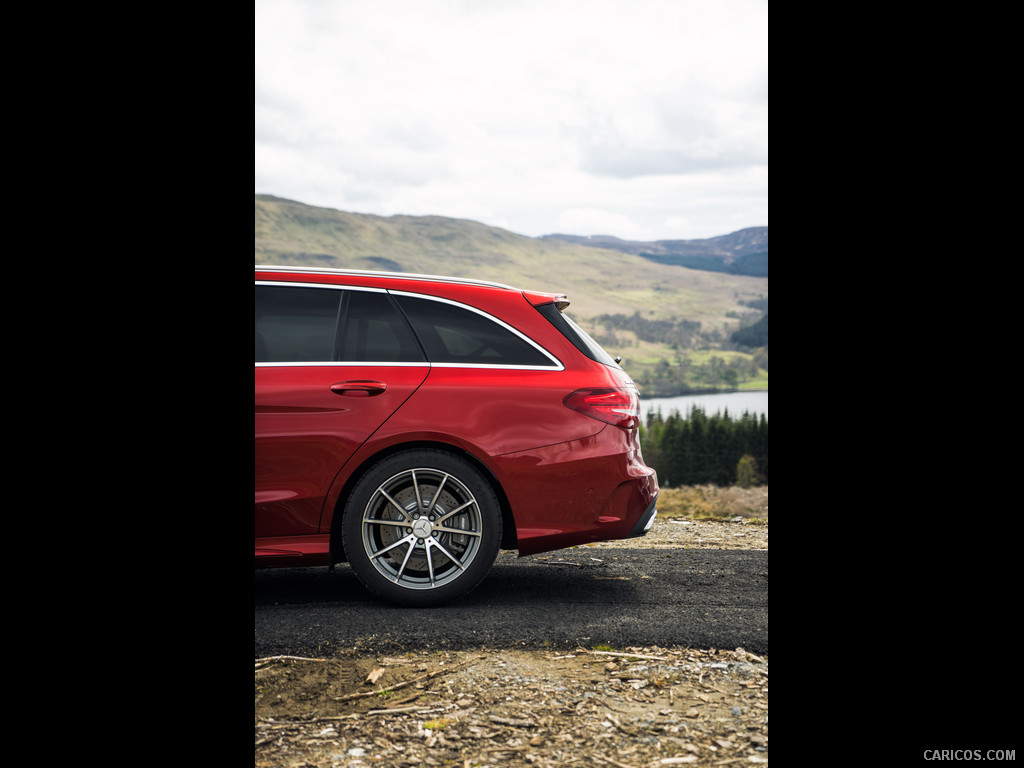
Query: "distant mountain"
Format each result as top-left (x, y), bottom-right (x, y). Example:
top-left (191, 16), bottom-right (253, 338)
top-left (542, 227), bottom-right (768, 277)
top-left (255, 193), bottom-right (766, 331)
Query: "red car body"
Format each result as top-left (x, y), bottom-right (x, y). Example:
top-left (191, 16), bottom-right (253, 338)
top-left (255, 266), bottom-right (658, 605)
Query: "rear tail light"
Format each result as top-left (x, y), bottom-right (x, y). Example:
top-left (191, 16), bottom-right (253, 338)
top-left (563, 387), bottom-right (640, 428)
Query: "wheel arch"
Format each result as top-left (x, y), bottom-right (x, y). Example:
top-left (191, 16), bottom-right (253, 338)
top-left (328, 440), bottom-right (518, 565)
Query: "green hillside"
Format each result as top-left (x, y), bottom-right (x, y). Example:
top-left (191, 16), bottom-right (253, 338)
top-left (255, 194), bottom-right (768, 396)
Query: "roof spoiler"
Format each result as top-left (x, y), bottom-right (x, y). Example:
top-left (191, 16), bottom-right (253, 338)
top-left (522, 290), bottom-right (570, 311)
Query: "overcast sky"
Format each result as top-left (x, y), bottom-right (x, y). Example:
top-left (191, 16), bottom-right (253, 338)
top-left (255, 0), bottom-right (767, 242)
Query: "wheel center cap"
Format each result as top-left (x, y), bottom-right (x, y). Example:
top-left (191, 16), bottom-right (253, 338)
top-left (412, 517), bottom-right (434, 539)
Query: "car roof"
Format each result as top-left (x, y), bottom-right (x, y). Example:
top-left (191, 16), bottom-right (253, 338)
top-left (255, 265), bottom-right (517, 291)
top-left (255, 265), bottom-right (569, 309)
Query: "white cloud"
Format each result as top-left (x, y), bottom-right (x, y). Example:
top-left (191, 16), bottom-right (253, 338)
top-left (255, 0), bottom-right (767, 240)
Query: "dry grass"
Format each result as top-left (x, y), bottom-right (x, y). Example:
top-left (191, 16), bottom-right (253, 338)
top-left (655, 485), bottom-right (768, 522)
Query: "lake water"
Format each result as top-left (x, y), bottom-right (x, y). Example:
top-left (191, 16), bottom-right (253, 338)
top-left (640, 390), bottom-right (768, 421)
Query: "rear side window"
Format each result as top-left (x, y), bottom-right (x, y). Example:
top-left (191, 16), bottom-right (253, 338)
top-left (535, 303), bottom-right (621, 367)
top-left (394, 294), bottom-right (558, 367)
top-left (255, 284), bottom-right (341, 362)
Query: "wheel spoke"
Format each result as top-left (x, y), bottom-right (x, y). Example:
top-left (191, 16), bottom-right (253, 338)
top-left (424, 473), bottom-right (450, 515)
top-left (379, 488), bottom-right (413, 522)
top-left (363, 517), bottom-right (408, 528)
top-left (370, 532), bottom-right (417, 560)
top-left (426, 536), bottom-right (468, 573)
top-left (434, 525), bottom-right (481, 537)
top-left (425, 539), bottom-right (436, 585)
top-left (411, 468), bottom-right (434, 513)
top-left (434, 499), bottom-right (474, 525)
top-left (393, 540), bottom-right (416, 583)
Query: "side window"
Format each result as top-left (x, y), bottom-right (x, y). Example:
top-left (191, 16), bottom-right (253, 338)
top-left (535, 303), bottom-right (621, 367)
top-left (255, 284), bottom-right (341, 363)
top-left (340, 290), bottom-right (425, 363)
top-left (395, 294), bottom-right (556, 367)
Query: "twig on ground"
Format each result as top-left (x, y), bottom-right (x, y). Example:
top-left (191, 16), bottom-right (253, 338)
top-left (333, 655), bottom-right (484, 701)
top-left (255, 654), bottom-right (326, 668)
top-left (579, 649), bottom-right (670, 662)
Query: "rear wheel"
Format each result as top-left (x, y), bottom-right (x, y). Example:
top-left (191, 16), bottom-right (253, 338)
top-left (342, 449), bottom-right (502, 606)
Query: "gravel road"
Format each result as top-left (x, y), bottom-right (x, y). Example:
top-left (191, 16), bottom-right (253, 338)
top-left (256, 516), bottom-right (768, 767)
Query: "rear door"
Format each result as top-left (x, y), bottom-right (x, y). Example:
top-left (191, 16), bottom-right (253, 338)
top-left (255, 283), bottom-right (428, 538)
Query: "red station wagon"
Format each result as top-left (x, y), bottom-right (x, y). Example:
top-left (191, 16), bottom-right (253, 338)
top-left (255, 266), bottom-right (659, 606)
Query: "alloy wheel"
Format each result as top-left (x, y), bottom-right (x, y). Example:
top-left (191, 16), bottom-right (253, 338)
top-left (359, 467), bottom-right (484, 590)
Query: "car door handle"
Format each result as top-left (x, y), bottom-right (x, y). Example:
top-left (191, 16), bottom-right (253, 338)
top-left (330, 380), bottom-right (388, 397)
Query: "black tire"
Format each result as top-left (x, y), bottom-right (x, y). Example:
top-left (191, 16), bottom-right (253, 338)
top-left (342, 449), bottom-right (502, 607)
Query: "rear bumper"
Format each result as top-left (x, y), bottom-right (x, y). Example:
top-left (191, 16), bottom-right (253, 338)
top-left (496, 434), bottom-right (659, 556)
top-left (627, 495), bottom-right (659, 538)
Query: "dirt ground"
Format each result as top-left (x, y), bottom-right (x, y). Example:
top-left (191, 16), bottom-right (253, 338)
top-left (255, 492), bottom-right (768, 767)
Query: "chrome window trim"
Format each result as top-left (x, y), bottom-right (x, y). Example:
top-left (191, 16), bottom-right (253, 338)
top-left (255, 361), bottom-right (430, 368)
top-left (426, 362), bottom-right (562, 371)
top-left (254, 361), bottom-right (563, 370)
top-left (255, 280), bottom-right (385, 293)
